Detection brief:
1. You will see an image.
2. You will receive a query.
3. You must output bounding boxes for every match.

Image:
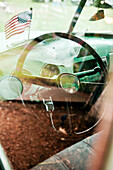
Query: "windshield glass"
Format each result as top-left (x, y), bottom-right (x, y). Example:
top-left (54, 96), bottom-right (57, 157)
top-left (0, 0), bottom-right (113, 53)
top-left (1, 0), bottom-right (113, 37)
top-left (73, 2), bottom-right (113, 33)
top-left (0, 1), bottom-right (113, 170)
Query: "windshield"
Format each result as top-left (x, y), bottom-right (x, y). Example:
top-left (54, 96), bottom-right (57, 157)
top-left (1, 0), bottom-right (113, 36)
top-left (73, 2), bottom-right (113, 33)
top-left (0, 0), bottom-right (113, 52)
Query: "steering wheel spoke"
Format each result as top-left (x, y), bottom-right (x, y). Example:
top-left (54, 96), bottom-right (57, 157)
top-left (80, 81), bottom-right (106, 86)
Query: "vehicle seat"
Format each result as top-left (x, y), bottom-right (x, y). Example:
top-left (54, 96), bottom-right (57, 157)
top-left (31, 132), bottom-right (101, 170)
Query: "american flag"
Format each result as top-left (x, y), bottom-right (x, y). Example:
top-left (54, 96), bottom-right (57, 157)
top-left (5, 10), bottom-right (32, 39)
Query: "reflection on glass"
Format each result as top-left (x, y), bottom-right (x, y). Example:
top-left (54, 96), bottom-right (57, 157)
top-left (60, 73), bottom-right (79, 94)
top-left (0, 76), bottom-right (23, 100)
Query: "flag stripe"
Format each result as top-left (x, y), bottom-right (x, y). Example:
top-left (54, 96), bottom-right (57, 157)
top-left (5, 16), bottom-right (17, 27)
top-left (5, 21), bottom-right (30, 36)
top-left (6, 30), bottom-right (25, 39)
top-left (5, 25), bottom-right (29, 39)
top-left (5, 18), bottom-right (18, 30)
top-left (5, 10), bottom-right (32, 39)
top-left (5, 20), bottom-right (28, 33)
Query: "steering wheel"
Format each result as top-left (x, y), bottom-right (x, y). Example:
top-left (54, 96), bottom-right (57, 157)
top-left (7, 32), bottom-right (108, 134)
top-left (12, 32), bottom-right (107, 105)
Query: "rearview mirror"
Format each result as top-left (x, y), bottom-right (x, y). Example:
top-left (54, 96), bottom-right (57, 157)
top-left (89, 10), bottom-right (105, 21)
top-left (94, 0), bottom-right (112, 8)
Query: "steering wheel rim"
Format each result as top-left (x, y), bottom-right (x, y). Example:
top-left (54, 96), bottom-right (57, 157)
top-left (13, 32), bottom-right (108, 134)
top-left (14, 32), bottom-right (107, 87)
